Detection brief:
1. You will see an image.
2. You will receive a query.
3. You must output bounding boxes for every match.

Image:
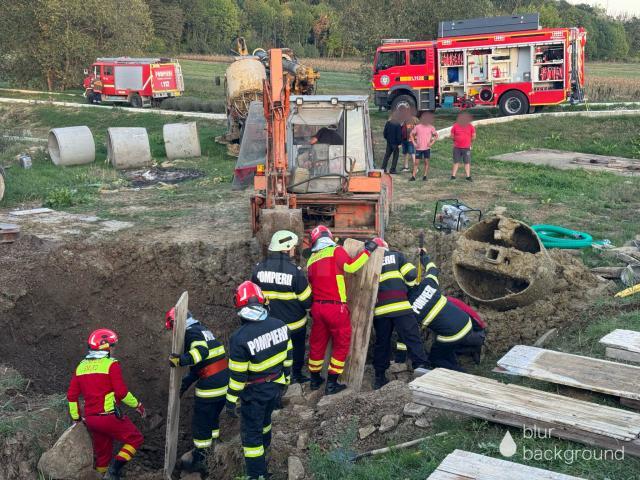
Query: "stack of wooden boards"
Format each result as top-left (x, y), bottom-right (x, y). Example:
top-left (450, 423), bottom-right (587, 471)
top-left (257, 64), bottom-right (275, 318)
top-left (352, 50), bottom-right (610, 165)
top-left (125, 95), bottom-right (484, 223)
top-left (600, 329), bottom-right (640, 364)
top-left (427, 450), bottom-right (585, 480)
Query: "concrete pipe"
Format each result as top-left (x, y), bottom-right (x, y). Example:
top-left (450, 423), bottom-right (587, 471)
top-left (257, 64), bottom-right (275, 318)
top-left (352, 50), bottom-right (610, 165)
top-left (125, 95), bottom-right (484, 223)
top-left (48, 126), bottom-right (95, 166)
top-left (452, 216), bottom-right (555, 311)
top-left (163, 122), bottom-right (201, 160)
top-left (106, 127), bottom-right (152, 170)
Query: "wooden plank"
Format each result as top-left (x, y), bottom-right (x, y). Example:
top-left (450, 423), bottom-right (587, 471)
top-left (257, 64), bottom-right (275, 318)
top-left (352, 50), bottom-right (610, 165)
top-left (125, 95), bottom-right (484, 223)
top-left (600, 330), bottom-right (640, 363)
top-left (427, 450), bottom-right (585, 480)
top-left (410, 369), bottom-right (640, 456)
top-left (496, 345), bottom-right (640, 401)
top-left (164, 291), bottom-right (188, 479)
top-left (342, 239), bottom-right (384, 392)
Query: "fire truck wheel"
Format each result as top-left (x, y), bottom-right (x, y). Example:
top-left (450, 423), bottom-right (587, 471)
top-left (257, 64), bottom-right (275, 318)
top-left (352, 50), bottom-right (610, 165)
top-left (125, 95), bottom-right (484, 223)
top-left (390, 94), bottom-right (417, 116)
top-left (129, 93), bottom-right (143, 108)
top-left (499, 90), bottom-right (529, 116)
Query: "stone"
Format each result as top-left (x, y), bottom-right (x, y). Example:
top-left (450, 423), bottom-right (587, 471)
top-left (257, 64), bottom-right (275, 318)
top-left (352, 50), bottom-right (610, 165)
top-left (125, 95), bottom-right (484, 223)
top-left (284, 383), bottom-right (304, 399)
top-left (296, 431), bottom-right (310, 450)
top-left (378, 414), bottom-right (400, 433)
top-left (180, 473), bottom-right (202, 480)
top-left (316, 388), bottom-right (353, 408)
top-left (388, 362), bottom-right (408, 374)
top-left (379, 380), bottom-right (405, 392)
top-left (288, 455), bottom-right (305, 480)
top-left (37, 423), bottom-right (95, 480)
top-left (292, 404), bottom-right (314, 421)
top-left (403, 402), bottom-right (428, 417)
top-left (358, 425), bottom-right (376, 440)
top-left (414, 416), bottom-right (432, 429)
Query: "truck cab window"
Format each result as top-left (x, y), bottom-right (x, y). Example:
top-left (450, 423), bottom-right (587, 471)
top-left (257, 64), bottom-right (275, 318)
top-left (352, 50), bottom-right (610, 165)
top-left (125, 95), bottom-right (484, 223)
top-left (410, 50), bottom-right (426, 65)
top-left (376, 51), bottom-right (406, 71)
top-left (103, 66), bottom-right (113, 76)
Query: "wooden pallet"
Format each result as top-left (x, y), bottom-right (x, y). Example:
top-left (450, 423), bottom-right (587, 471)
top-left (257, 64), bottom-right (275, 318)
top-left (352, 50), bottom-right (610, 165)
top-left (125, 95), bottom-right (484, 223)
top-left (410, 369), bottom-right (640, 456)
top-left (496, 345), bottom-right (640, 401)
top-left (427, 449), bottom-right (585, 480)
top-left (600, 329), bottom-right (640, 364)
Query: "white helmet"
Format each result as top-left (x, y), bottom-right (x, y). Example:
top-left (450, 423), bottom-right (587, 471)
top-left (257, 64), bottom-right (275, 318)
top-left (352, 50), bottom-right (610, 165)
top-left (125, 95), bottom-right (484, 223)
top-left (268, 230), bottom-right (299, 252)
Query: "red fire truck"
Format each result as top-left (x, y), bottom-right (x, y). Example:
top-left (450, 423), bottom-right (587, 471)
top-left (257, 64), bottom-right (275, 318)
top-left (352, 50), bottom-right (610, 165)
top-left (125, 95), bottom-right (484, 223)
top-left (372, 14), bottom-right (586, 116)
top-left (83, 57), bottom-right (184, 108)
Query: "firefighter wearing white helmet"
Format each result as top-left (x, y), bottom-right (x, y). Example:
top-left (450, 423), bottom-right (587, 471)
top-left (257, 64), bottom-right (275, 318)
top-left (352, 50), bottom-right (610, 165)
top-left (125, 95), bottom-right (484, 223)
top-left (252, 230), bottom-right (312, 383)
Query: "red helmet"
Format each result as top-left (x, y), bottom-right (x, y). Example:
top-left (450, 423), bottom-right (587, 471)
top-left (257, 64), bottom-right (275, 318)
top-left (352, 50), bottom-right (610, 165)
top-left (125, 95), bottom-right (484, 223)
top-left (310, 225), bottom-right (333, 244)
top-left (165, 307), bottom-right (175, 330)
top-left (88, 328), bottom-right (118, 351)
top-left (373, 237), bottom-right (388, 248)
top-left (234, 281), bottom-right (266, 308)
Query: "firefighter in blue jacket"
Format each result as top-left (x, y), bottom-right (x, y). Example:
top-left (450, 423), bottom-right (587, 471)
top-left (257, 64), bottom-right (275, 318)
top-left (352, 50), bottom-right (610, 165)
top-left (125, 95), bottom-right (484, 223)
top-left (167, 309), bottom-right (229, 474)
top-left (409, 251), bottom-right (485, 371)
top-left (252, 230), bottom-right (312, 383)
top-left (372, 238), bottom-right (429, 389)
top-left (225, 281), bottom-right (292, 480)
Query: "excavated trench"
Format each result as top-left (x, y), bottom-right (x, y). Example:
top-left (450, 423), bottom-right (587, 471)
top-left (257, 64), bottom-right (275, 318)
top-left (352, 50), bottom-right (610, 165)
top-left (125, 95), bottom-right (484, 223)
top-left (0, 226), bottom-right (608, 475)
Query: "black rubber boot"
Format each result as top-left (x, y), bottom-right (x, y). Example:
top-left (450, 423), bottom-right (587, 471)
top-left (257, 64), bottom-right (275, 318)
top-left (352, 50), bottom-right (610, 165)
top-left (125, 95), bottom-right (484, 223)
top-left (325, 374), bottom-right (347, 395)
top-left (182, 448), bottom-right (208, 474)
top-left (373, 371), bottom-right (388, 390)
top-left (309, 372), bottom-right (324, 391)
top-left (106, 460), bottom-right (126, 479)
top-left (471, 345), bottom-right (483, 365)
top-left (394, 351), bottom-right (407, 364)
top-left (291, 371), bottom-right (311, 384)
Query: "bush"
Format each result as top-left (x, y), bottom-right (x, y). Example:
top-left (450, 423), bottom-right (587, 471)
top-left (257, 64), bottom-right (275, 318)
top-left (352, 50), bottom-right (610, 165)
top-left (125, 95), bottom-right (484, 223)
top-left (43, 187), bottom-right (87, 208)
top-left (159, 96), bottom-right (225, 113)
top-left (304, 44), bottom-right (320, 58)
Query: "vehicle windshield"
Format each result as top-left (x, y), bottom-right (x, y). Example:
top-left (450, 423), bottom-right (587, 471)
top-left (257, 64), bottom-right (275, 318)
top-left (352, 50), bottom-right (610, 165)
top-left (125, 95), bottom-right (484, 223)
top-left (375, 50), bottom-right (406, 71)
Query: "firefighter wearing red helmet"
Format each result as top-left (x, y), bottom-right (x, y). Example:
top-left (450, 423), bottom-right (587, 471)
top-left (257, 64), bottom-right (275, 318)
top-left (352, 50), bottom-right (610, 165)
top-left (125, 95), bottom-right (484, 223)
top-left (372, 238), bottom-right (429, 389)
top-left (306, 225), bottom-right (378, 394)
top-left (225, 281), bottom-right (292, 480)
top-left (67, 329), bottom-right (145, 479)
top-left (166, 308), bottom-right (229, 474)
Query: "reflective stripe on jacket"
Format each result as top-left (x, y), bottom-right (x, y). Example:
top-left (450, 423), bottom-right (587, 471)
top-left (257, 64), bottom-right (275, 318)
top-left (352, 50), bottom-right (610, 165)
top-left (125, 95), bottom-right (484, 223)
top-left (374, 249), bottom-right (418, 318)
top-left (307, 245), bottom-right (370, 302)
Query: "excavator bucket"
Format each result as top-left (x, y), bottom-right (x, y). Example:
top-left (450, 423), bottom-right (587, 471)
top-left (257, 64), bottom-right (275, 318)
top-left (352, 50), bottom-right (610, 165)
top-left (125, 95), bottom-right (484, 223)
top-left (256, 207), bottom-right (304, 252)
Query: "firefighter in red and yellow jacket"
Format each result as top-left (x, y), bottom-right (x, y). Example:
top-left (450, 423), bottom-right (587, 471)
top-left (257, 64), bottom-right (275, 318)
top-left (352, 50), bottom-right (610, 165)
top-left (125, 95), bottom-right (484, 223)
top-left (306, 225), bottom-right (378, 394)
top-left (67, 329), bottom-right (145, 479)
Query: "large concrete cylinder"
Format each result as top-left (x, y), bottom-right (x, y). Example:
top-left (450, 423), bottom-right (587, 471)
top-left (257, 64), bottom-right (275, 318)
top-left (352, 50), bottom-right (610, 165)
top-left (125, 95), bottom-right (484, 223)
top-left (107, 127), bottom-right (152, 170)
top-left (452, 216), bottom-right (555, 311)
top-left (48, 126), bottom-right (95, 166)
top-left (226, 57), bottom-right (266, 118)
top-left (163, 122), bottom-right (201, 160)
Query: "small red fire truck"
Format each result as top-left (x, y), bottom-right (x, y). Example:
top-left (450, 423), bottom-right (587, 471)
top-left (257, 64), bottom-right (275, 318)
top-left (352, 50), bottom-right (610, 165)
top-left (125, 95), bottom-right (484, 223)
top-left (372, 14), bottom-right (586, 115)
top-left (83, 57), bottom-right (184, 108)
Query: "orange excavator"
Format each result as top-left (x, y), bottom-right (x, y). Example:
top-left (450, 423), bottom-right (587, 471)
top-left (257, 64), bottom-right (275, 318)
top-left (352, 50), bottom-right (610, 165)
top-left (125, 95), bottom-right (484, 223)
top-left (250, 49), bottom-right (392, 248)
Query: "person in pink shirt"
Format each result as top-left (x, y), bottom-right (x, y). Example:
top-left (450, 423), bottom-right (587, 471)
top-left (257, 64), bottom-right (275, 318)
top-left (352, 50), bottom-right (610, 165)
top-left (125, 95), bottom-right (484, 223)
top-left (450, 111), bottom-right (476, 182)
top-left (409, 111), bottom-right (438, 181)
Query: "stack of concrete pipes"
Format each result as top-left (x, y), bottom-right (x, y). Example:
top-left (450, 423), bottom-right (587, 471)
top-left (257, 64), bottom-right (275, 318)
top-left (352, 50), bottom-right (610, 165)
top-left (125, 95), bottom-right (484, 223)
top-left (47, 122), bottom-right (201, 169)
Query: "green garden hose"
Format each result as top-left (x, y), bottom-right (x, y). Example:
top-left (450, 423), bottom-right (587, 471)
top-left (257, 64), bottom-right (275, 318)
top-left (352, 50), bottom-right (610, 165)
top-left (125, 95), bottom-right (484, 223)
top-left (532, 224), bottom-right (595, 249)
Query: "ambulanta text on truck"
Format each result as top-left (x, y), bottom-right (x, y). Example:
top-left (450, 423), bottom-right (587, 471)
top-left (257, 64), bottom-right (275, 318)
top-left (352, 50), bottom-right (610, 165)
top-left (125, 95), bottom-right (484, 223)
top-left (372, 14), bottom-right (586, 116)
top-left (83, 57), bottom-right (184, 108)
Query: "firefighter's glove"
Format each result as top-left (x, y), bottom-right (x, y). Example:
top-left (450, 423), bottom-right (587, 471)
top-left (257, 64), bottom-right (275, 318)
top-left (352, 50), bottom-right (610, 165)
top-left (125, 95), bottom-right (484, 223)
top-left (364, 239), bottom-right (378, 253)
top-left (225, 401), bottom-right (239, 419)
top-left (135, 402), bottom-right (147, 419)
top-left (168, 354), bottom-right (181, 368)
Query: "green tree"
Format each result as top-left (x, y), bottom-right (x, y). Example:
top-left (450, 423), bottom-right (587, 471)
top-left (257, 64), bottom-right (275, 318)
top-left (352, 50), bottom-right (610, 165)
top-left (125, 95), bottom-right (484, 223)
top-left (148, 0), bottom-right (185, 52)
top-left (182, 0), bottom-right (240, 53)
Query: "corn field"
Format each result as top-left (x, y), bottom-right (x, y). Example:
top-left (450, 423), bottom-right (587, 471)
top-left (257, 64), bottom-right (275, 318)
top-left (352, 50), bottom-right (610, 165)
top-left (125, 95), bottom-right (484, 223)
top-left (585, 76), bottom-right (640, 102)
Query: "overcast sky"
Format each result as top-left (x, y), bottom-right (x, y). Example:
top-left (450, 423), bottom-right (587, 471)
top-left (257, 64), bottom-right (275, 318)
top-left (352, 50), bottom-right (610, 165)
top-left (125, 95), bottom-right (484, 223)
top-left (566, 0), bottom-right (640, 16)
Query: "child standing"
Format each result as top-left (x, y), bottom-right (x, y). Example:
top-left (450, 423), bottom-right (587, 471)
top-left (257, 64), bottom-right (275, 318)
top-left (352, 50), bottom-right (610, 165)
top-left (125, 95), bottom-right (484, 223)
top-left (409, 111), bottom-right (438, 181)
top-left (401, 115), bottom-right (418, 172)
top-left (450, 111), bottom-right (476, 182)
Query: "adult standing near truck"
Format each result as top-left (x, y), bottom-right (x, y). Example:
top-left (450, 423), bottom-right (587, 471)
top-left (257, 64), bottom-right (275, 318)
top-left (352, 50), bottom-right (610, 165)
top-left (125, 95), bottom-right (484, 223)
top-left (306, 225), bottom-right (378, 394)
top-left (166, 309), bottom-right (229, 474)
top-left (225, 281), bottom-right (292, 480)
top-left (252, 230), bottom-right (312, 384)
top-left (381, 109), bottom-right (403, 174)
top-left (67, 329), bottom-right (145, 479)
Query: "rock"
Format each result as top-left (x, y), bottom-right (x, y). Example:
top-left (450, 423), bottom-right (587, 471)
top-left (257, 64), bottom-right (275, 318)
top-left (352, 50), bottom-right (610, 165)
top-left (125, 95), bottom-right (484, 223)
top-left (292, 404), bottom-right (314, 421)
top-left (358, 425), bottom-right (376, 440)
top-left (296, 431), bottom-right (310, 450)
top-left (378, 414), bottom-right (400, 433)
top-left (38, 423), bottom-right (94, 480)
top-left (379, 380), bottom-right (406, 392)
top-left (272, 409), bottom-right (282, 419)
top-left (288, 455), bottom-right (305, 480)
top-left (403, 402), bottom-right (428, 417)
top-left (388, 362), bottom-right (408, 374)
top-left (303, 387), bottom-right (325, 406)
top-left (414, 416), bottom-right (432, 429)
top-left (180, 473), bottom-right (202, 480)
top-left (316, 388), bottom-right (353, 408)
top-left (284, 383), bottom-right (304, 399)
top-left (209, 436), bottom-right (243, 479)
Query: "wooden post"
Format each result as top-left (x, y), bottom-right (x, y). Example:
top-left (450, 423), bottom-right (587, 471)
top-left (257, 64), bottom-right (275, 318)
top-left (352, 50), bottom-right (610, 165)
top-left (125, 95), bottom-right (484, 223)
top-left (164, 291), bottom-right (188, 479)
top-left (341, 239), bottom-right (384, 391)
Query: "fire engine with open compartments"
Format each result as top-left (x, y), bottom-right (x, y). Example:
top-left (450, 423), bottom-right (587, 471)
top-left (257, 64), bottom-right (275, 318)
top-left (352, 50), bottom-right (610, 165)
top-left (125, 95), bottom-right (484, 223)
top-left (83, 57), bottom-right (184, 108)
top-left (372, 14), bottom-right (586, 116)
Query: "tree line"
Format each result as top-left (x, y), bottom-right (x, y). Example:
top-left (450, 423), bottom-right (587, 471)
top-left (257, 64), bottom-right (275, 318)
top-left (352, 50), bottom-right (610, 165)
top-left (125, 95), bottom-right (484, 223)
top-left (0, 0), bottom-right (638, 90)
